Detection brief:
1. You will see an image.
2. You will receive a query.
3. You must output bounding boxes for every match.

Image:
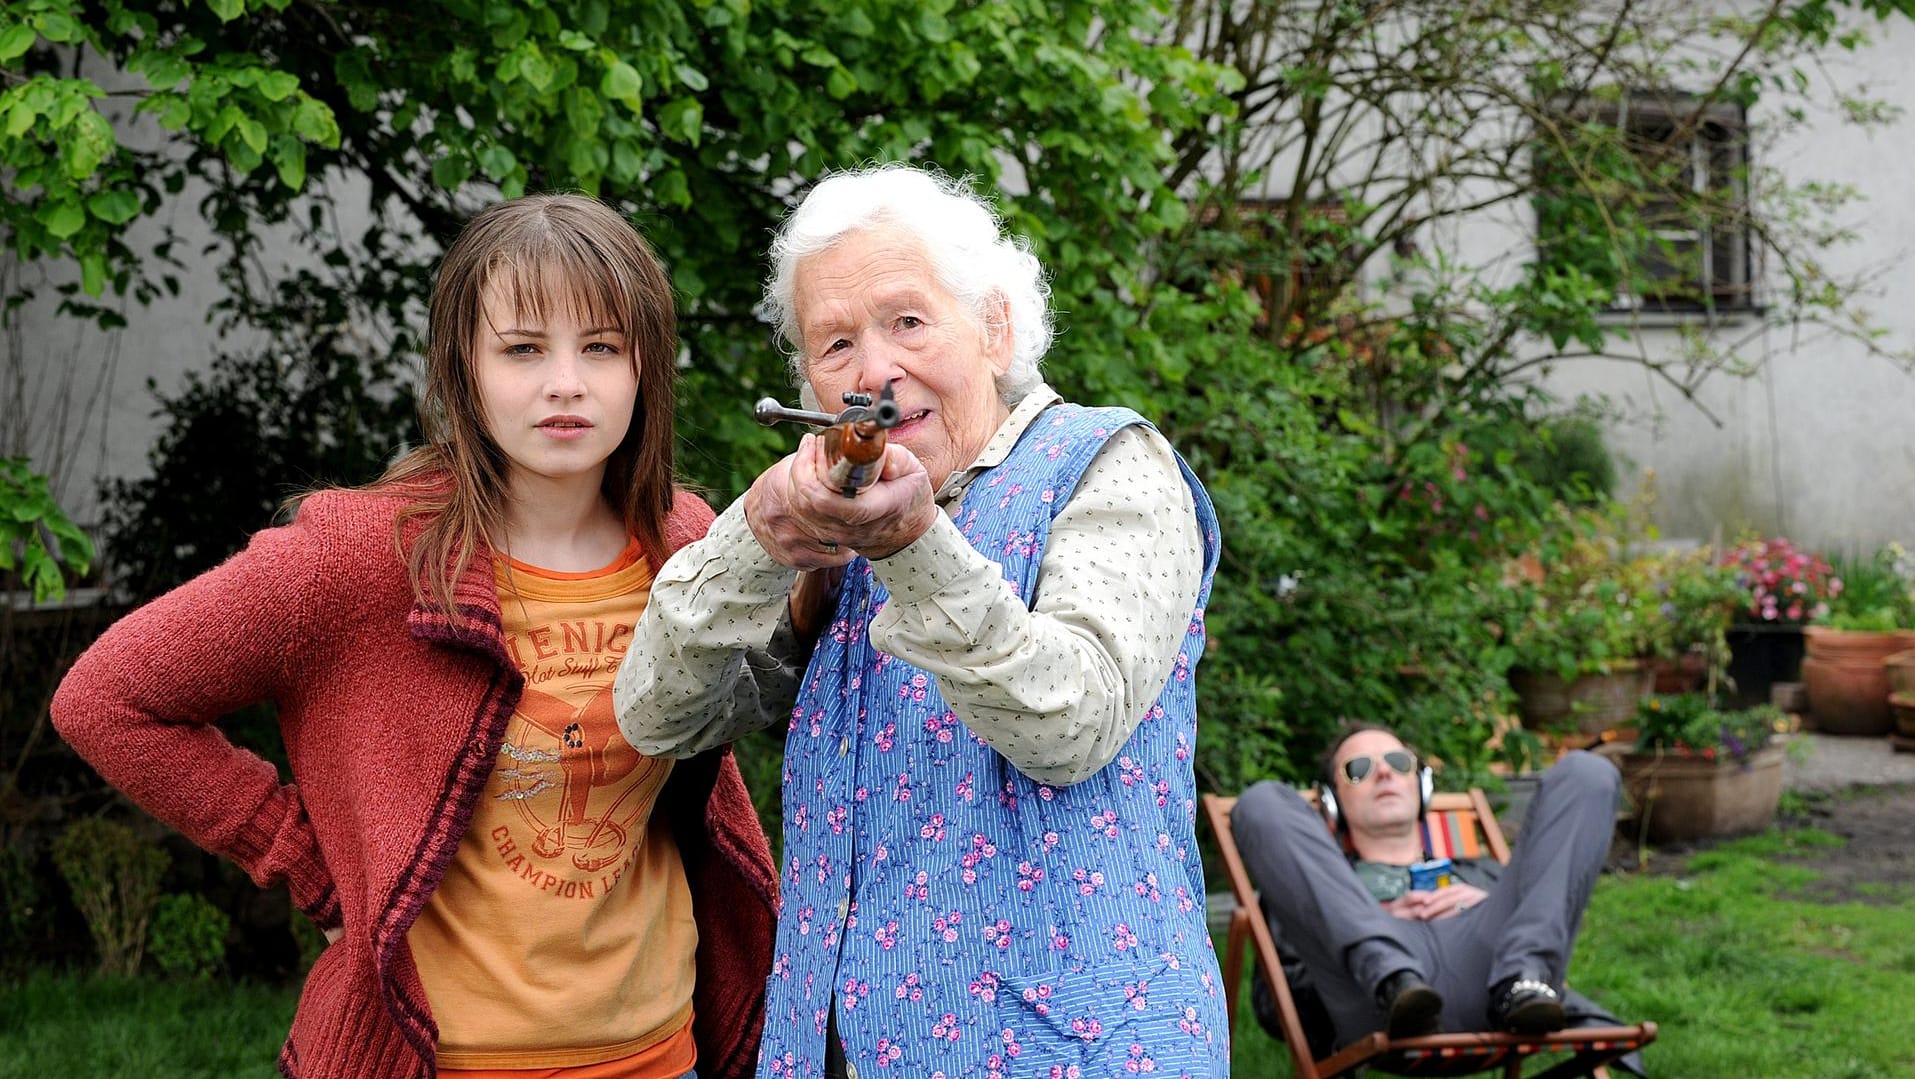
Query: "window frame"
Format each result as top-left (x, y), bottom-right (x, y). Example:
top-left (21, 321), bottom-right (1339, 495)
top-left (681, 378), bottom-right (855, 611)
top-left (1540, 91), bottom-right (1759, 317)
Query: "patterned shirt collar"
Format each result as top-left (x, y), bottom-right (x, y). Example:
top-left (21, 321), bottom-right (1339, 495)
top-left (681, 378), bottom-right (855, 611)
top-left (933, 384), bottom-right (1063, 505)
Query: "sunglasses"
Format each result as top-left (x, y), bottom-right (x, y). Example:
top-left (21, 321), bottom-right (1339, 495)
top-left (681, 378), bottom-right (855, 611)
top-left (1340, 750), bottom-right (1417, 785)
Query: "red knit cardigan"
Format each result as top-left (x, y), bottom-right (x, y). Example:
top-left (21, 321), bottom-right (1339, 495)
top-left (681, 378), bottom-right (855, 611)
top-left (51, 485), bottom-right (777, 1079)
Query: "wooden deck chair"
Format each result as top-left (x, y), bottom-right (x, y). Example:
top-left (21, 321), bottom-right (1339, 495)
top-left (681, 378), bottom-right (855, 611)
top-left (1202, 790), bottom-right (1656, 1079)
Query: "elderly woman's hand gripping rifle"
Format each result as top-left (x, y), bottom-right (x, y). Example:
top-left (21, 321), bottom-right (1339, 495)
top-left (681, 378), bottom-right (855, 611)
top-left (743, 382), bottom-right (937, 574)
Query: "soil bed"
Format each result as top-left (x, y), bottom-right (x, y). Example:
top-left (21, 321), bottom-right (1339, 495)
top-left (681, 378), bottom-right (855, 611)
top-left (1618, 782), bottom-right (1915, 905)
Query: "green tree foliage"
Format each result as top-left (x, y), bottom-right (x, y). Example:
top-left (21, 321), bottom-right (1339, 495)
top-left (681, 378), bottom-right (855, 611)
top-left (0, 0), bottom-right (1236, 415)
top-left (4, 0), bottom-right (1251, 819)
top-left (0, 0), bottom-right (342, 304)
top-left (5, 0), bottom-right (1241, 526)
top-left (1, 456), bottom-right (92, 601)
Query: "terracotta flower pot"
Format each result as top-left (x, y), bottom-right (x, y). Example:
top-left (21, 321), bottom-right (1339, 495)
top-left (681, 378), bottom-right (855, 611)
top-left (1801, 627), bottom-right (1915, 736)
top-left (1619, 744), bottom-right (1785, 842)
top-left (1510, 664), bottom-right (1655, 736)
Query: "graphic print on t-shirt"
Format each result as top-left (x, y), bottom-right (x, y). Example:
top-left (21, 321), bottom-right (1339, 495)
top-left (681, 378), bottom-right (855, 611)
top-left (487, 617), bottom-right (669, 899)
top-left (498, 682), bottom-right (660, 876)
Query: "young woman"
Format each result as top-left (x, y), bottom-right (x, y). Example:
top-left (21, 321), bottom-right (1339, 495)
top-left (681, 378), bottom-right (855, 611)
top-left (52, 195), bottom-right (776, 1079)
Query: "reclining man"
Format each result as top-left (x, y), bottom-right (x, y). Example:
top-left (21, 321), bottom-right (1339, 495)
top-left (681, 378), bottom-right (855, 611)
top-left (1232, 722), bottom-right (1641, 1070)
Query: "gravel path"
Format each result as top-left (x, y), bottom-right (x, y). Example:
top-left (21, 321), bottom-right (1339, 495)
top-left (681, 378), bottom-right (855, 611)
top-left (1781, 731), bottom-right (1915, 793)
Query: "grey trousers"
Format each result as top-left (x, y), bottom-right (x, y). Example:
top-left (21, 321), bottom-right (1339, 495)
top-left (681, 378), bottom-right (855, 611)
top-left (1231, 750), bottom-right (1620, 1047)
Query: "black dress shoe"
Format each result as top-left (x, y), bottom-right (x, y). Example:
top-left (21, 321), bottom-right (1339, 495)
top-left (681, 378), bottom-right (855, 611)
top-left (1488, 976), bottom-right (1566, 1034)
top-left (1376, 970), bottom-right (1443, 1039)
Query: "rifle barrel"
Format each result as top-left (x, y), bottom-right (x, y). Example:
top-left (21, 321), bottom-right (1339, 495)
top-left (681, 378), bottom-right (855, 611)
top-left (753, 399), bottom-right (841, 427)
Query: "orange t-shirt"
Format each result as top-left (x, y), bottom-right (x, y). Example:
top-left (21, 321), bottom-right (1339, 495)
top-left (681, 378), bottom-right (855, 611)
top-left (409, 541), bottom-right (697, 1075)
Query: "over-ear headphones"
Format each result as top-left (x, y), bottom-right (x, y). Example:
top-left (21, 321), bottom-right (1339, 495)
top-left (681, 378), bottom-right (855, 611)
top-left (1318, 758), bottom-right (1434, 835)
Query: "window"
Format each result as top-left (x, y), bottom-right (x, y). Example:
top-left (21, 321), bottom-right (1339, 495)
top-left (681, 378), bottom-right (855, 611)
top-left (1538, 93), bottom-right (1755, 314)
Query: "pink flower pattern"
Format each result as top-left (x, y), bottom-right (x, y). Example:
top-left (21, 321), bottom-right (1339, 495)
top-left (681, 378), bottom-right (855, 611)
top-left (755, 405), bottom-right (1227, 1078)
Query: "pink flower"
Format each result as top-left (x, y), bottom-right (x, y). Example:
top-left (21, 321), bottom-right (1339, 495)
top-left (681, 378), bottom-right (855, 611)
top-left (1723, 537), bottom-right (1837, 623)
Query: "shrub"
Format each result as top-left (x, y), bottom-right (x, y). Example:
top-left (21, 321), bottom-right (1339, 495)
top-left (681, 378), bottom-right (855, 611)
top-left (148, 893), bottom-right (232, 980)
top-left (1157, 325), bottom-right (1557, 788)
top-left (1505, 505), bottom-right (1660, 681)
top-left (50, 817), bottom-right (169, 976)
top-left (99, 324), bottom-right (418, 604)
top-left (1642, 545), bottom-right (1746, 679)
top-left (1511, 411), bottom-right (1617, 506)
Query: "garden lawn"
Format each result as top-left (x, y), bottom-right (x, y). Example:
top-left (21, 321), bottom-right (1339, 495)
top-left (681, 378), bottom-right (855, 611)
top-left (0, 969), bottom-right (295, 1078)
top-left (1228, 826), bottom-right (1915, 1077)
top-left (4, 823), bottom-right (1912, 1078)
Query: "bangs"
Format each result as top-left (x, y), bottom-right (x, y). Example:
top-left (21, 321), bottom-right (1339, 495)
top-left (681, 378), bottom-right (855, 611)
top-left (478, 238), bottom-right (637, 341)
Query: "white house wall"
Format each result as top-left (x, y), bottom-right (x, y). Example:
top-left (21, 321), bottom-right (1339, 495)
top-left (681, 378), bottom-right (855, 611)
top-left (1532, 15), bottom-right (1915, 555)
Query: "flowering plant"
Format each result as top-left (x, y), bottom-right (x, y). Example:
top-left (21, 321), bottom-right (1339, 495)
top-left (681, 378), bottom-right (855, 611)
top-left (1641, 546), bottom-right (1743, 666)
top-left (1819, 545), bottom-right (1915, 631)
top-left (1719, 537), bottom-right (1840, 625)
top-left (1504, 506), bottom-right (1658, 680)
top-left (1633, 693), bottom-right (1784, 765)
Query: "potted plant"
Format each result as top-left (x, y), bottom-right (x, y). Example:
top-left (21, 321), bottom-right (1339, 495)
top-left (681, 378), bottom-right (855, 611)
top-left (1718, 537), bottom-right (1840, 709)
top-left (1802, 546), bottom-right (1915, 736)
top-left (1506, 507), bottom-right (1658, 735)
top-left (1641, 547), bottom-right (1744, 697)
top-left (1618, 694), bottom-right (1789, 842)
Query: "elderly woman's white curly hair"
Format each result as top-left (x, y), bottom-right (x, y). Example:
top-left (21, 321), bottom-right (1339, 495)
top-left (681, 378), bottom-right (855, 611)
top-left (761, 163), bottom-right (1053, 404)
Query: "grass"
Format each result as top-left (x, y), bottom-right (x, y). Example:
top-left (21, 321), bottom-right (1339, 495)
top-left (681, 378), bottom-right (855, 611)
top-left (0, 968), bottom-right (295, 1078)
top-left (5, 823), bottom-right (1912, 1078)
top-left (1227, 826), bottom-right (1915, 1077)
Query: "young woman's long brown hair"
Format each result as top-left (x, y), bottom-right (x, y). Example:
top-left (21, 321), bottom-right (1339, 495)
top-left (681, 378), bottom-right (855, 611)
top-left (380, 194), bottom-right (679, 613)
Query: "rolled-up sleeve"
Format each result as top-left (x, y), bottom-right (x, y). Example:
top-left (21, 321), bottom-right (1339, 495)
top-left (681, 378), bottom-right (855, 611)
top-left (869, 425), bottom-right (1202, 786)
top-left (613, 499), bottom-right (812, 758)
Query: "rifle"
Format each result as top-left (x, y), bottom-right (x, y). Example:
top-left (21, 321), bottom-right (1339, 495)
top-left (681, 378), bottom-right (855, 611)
top-left (753, 385), bottom-right (902, 498)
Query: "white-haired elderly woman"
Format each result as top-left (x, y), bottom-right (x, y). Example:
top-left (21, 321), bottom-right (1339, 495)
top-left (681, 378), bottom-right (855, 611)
top-left (613, 164), bottom-right (1226, 1079)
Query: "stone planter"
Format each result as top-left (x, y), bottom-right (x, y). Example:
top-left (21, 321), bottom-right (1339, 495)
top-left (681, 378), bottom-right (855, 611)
top-left (1619, 744), bottom-right (1785, 842)
top-left (1801, 627), bottom-right (1915, 736)
top-left (1510, 664), bottom-right (1654, 736)
top-left (1724, 623), bottom-right (1806, 709)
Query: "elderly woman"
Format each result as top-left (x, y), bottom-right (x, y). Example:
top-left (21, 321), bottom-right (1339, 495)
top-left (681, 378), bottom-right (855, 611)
top-left (614, 165), bottom-right (1226, 1079)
